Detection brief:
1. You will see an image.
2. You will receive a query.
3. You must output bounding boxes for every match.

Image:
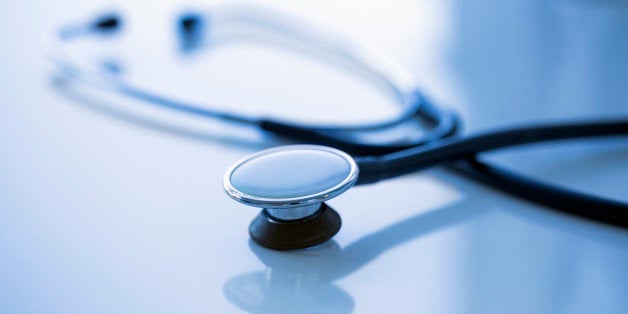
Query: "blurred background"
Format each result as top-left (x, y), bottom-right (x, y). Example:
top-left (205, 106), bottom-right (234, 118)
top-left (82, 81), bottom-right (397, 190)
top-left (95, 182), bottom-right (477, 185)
top-left (1, 0), bottom-right (627, 313)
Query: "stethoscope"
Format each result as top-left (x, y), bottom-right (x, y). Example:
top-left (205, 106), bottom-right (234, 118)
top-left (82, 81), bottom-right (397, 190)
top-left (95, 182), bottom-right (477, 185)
top-left (45, 4), bottom-right (628, 251)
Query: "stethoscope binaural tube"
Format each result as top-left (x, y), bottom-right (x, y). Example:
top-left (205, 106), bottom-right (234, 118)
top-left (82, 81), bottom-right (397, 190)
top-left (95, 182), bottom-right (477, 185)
top-left (43, 5), bottom-right (457, 146)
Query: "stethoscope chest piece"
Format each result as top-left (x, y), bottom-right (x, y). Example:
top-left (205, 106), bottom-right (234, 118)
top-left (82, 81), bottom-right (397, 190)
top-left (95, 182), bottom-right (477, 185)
top-left (223, 145), bottom-right (359, 250)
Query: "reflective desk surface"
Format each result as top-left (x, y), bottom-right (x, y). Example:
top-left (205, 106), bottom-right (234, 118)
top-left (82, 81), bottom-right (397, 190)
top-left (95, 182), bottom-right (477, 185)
top-left (1, 0), bottom-right (627, 313)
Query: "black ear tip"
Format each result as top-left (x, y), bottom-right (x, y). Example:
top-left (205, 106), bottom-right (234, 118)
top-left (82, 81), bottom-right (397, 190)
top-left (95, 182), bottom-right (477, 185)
top-left (92, 13), bottom-right (121, 31)
top-left (177, 12), bottom-right (206, 52)
top-left (178, 12), bottom-right (204, 33)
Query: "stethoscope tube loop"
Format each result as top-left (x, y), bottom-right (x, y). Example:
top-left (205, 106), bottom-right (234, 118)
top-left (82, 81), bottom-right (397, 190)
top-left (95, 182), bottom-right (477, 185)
top-left (356, 119), bottom-right (628, 184)
top-left (259, 92), bottom-right (461, 156)
top-left (451, 159), bottom-right (628, 228)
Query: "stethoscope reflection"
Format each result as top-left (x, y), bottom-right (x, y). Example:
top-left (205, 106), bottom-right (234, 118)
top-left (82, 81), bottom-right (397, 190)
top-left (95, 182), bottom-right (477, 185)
top-left (224, 241), bottom-right (353, 314)
top-left (223, 183), bottom-right (488, 314)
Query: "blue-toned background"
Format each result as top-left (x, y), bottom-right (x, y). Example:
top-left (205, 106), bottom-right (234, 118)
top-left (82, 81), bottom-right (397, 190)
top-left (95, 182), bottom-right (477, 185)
top-left (1, 0), bottom-right (627, 313)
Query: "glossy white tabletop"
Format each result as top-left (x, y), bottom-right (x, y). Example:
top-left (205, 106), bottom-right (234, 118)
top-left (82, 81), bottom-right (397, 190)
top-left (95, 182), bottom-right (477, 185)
top-left (1, 1), bottom-right (627, 313)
